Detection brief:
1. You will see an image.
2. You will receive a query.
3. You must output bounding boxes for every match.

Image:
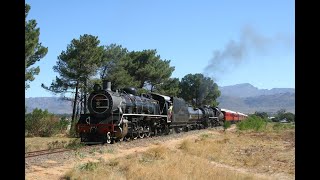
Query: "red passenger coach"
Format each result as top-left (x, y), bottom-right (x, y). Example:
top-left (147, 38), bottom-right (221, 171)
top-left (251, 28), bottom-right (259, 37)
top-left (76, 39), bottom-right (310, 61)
top-left (221, 108), bottom-right (247, 123)
top-left (238, 112), bottom-right (248, 121)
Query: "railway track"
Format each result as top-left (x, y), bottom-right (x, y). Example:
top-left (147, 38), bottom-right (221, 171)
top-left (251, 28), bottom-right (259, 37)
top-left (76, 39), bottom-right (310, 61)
top-left (25, 148), bottom-right (72, 158)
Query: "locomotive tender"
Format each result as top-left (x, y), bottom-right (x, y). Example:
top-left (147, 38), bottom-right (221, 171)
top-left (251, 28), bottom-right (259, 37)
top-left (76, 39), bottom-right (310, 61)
top-left (76, 81), bottom-right (225, 144)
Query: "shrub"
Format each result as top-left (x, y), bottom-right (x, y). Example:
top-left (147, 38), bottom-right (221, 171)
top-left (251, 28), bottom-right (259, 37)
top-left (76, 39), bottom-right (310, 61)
top-left (56, 116), bottom-right (70, 133)
top-left (273, 109), bottom-right (295, 122)
top-left (25, 108), bottom-right (65, 137)
top-left (78, 162), bottom-right (99, 171)
top-left (236, 115), bottom-right (267, 131)
top-left (223, 121), bottom-right (231, 130)
top-left (253, 111), bottom-right (269, 119)
top-left (67, 120), bottom-right (79, 138)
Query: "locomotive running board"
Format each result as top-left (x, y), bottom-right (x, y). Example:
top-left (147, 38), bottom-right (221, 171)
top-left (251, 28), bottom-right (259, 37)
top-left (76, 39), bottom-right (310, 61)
top-left (122, 114), bottom-right (168, 118)
top-left (209, 117), bottom-right (218, 119)
top-left (121, 113), bottom-right (171, 123)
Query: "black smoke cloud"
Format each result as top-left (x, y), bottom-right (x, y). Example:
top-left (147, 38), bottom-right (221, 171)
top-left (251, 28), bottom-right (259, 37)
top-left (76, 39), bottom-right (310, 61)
top-left (204, 25), bottom-right (294, 76)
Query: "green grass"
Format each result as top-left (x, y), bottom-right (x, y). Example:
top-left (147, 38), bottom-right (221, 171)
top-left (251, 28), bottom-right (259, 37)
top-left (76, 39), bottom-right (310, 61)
top-left (272, 122), bottom-right (295, 131)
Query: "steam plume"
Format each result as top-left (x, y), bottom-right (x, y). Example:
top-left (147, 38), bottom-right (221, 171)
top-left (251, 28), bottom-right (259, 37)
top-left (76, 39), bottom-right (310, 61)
top-left (204, 25), bottom-right (294, 76)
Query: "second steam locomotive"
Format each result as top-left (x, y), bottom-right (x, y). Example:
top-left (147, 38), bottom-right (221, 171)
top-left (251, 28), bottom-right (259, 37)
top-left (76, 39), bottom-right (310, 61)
top-left (76, 81), bottom-right (235, 144)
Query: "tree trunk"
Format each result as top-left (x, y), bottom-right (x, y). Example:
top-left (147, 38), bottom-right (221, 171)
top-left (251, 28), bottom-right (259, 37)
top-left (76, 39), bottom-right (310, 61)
top-left (84, 79), bottom-right (87, 114)
top-left (71, 80), bottom-right (79, 130)
top-left (76, 100), bottom-right (80, 120)
top-left (139, 81), bottom-right (145, 88)
top-left (80, 90), bottom-right (83, 114)
top-left (101, 66), bottom-right (107, 79)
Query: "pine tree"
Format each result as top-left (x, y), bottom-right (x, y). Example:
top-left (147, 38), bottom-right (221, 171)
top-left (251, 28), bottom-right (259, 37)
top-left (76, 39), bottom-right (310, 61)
top-left (25, 3), bottom-right (48, 89)
top-left (42, 34), bottom-right (104, 133)
top-left (99, 44), bottom-right (139, 90)
top-left (126, 49), bottom-right (175, 89)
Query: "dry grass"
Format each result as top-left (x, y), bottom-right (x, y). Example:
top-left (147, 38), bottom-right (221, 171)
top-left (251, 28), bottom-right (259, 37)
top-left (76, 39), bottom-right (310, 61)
top-left (64, 145), bottom-right (263, 180)
top-left (200, 128), bottom-right (295, 176)
top-left (63, 125), bottom-right (294, 180)
top-left (58, 126), bottom-right (295, 180)
top-left (25, 136), bottom-right (78, 152)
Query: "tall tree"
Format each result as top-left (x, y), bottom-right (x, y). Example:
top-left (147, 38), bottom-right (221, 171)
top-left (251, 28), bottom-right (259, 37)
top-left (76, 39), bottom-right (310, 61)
top-left (42, 34), bottom-right (104, 131)
top-left (148, 59), bottom-right (175, 91)
top-left (99, 44), bottom-right (139, 90)
top-left (99, 44), bottom-right (128, 79)
top-left (25, 3), bottom-right (48, 89)
top-left (179, 73), bottom-right (220, 107)
top-left (153, 78), bottom-right (181, 97)
top-left (198, 76), bottom-right (220, 106)
top-left (126, 49), bottom-right (175, 89)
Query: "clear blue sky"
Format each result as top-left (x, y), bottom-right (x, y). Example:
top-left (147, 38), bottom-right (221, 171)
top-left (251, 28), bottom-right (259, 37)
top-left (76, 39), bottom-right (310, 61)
top-left (25, 0), bottom-right (295, 98)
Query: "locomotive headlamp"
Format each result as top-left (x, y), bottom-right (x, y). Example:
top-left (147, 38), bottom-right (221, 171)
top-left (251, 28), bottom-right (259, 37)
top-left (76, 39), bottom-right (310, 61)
top-left (93, 84), bottom-right (101, 91)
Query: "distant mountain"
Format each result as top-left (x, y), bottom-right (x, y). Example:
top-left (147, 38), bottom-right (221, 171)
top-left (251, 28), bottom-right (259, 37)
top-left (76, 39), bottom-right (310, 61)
top-left (25, 97), bottom-right (73, 114)
top-left (25, 83), bottom-right (295, 115)
top-left (218, 83), bottom-right (295, 114)
top-left (217, 93), bottom-right (295, 114)
top-left (219, 83), bottom-right (295, 98)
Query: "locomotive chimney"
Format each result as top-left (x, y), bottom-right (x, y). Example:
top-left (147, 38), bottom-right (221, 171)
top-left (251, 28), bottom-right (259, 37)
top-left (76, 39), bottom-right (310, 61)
top-left (102, 80), bottom-right (112, 91)
top-left (107, 82), bottom-right (111, 91)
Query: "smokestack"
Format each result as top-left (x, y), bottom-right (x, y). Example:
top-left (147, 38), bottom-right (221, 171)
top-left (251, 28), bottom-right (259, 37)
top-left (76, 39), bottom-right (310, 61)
top-left (107, 82), bottom-right (111, 91)
top-left (103, 80), bottom-right (112, 91)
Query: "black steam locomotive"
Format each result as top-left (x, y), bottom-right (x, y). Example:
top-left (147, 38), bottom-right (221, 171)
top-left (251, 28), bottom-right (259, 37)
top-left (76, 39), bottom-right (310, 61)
top-left (76, 81), bottom-right (224, 144)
